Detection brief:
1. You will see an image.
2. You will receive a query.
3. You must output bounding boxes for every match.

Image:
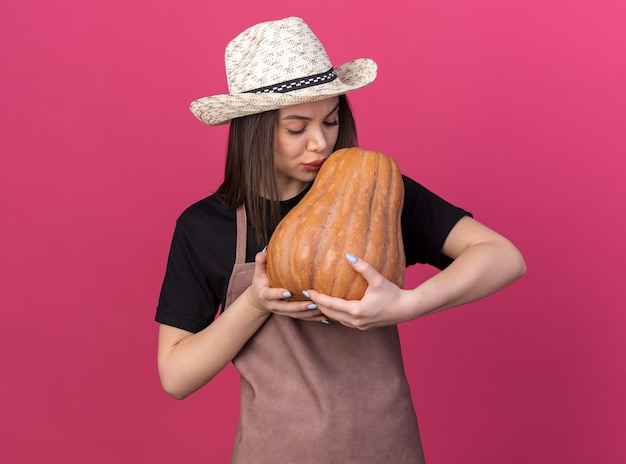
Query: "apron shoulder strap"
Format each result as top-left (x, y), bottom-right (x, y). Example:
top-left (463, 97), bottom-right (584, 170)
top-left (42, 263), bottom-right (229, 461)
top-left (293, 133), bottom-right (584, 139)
top-left (235, 205), bottom-right (247, 264)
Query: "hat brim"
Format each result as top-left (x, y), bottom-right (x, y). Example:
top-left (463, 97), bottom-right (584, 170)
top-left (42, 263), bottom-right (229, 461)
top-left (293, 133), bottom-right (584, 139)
top-left (190, 58), bottom-right (377, 126)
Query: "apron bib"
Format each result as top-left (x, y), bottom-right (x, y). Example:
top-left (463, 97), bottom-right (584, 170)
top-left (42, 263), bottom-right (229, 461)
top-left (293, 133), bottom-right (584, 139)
top-left (224, 206), bottom-right (425, 463)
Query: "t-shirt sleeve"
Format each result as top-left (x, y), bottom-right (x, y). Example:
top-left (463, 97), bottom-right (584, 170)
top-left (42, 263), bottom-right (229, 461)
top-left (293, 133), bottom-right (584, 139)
top-left (401, 175), bottom-right (472, 269)
top-left (155, 218), bottom-right (221, 333)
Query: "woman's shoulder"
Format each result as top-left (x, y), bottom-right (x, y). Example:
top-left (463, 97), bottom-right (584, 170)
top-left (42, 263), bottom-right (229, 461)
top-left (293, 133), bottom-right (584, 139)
top-left (175, 193), bottom-right (237, 236)
top-left (401, 174), bottom-right (467, 211)
top-left (401, 174), bottom-right (437, 203)
top-left (178, 193), bottom-right (232, 217)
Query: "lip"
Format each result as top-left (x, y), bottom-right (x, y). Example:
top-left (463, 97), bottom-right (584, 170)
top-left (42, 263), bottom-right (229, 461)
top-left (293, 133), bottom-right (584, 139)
top-left (302, 158), bottom-right (326, 172)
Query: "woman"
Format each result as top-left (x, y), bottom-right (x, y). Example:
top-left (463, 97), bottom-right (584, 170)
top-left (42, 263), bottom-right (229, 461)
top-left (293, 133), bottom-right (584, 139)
top-left (156, 17), bottom-right (526, 463)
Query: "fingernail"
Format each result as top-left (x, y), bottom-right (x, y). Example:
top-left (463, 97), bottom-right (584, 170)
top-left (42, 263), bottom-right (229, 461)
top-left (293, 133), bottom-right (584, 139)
top-left (307, 303), bottom-right (318, 310)
top-left (262, 246), bottom-right (267, 253)
top-left (321, 319), bottom-right (330, 325)
top-left (346, 253), bottom-right (357, 263)
top-left (282, 291), bottom-right (292, 298)
top-left (302, 290), bottom-right (310, 298)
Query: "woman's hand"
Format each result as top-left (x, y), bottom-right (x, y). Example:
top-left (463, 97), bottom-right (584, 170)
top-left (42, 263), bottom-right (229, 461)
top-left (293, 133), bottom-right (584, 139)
top-left (304, 254), bottom-right (416, 330)
top-left (244, 250), bottom-right (328, 323)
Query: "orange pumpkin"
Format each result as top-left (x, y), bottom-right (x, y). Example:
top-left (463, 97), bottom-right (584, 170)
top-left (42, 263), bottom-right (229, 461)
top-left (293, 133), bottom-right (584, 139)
top-left (266, 147), bottom-right (405, 300)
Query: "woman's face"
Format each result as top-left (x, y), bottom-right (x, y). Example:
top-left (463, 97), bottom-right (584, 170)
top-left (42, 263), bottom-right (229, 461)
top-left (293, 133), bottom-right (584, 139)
top-left (273, 97), bottom-right (340, 199)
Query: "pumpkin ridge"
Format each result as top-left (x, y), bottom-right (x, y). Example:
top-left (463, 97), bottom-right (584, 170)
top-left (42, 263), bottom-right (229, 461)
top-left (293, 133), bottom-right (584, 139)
top-left (360, 152), bottom-right (385, 293)
top-left (273, 212), bottom-right (300, 291)
top-left (381, 156), bottom-right (396, 283)
top-left (303, 157), bottom-right (336, 290)
top-left (380, 156), bottom-right (394, 284)
top-left (392, 159), bottom-right (403, 285)
top-left (342, 150), bottom-right (377, 299)
top-left (288, 208), bottom-right (305, 293)
top-left (311, 183), bottom-right (342, 293)
top-left (392, 159), bottom-right (406, 288)
top-left (386, 157), bottom-right (405, 287)
top-left (324, 149), bottom-right (363, 297)
top-left (310, 151), bottom-right (350, 293)
top-left (291, 201), bottom-right (312, 292)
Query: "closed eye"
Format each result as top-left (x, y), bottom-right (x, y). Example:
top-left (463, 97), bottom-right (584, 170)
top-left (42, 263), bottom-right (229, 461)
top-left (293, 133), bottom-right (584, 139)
top-left (287, 121), bottom-right (337, 135)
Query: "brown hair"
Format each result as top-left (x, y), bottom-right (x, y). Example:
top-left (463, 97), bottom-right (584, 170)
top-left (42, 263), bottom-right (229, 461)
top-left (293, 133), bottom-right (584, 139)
top-left (216, 94), bottom-right (358, 246)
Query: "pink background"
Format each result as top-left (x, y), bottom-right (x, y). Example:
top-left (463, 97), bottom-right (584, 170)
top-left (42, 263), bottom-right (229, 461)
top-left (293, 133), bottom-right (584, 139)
top-left (2, 0), bottom-right (625, 462)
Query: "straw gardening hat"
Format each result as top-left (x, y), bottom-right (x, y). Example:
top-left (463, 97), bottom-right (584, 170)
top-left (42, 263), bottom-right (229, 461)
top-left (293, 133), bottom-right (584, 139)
top-left (190, 17), bottom-right (378, 125)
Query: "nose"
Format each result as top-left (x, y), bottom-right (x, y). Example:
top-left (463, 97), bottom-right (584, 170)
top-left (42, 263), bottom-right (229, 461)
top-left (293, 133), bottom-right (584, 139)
top-left (306, 126), bottom-right (328, 153)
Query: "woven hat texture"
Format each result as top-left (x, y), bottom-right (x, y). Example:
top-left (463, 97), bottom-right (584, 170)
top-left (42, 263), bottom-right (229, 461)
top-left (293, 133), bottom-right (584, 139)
top-left (190, 17), bottom-right (377, 125)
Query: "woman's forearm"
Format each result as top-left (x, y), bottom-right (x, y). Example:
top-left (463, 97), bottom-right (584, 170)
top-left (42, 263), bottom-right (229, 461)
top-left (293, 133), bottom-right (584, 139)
top-left (408, 235), bottom-right (526, 318)
top-left (157, 287), bottom-right (270, 400)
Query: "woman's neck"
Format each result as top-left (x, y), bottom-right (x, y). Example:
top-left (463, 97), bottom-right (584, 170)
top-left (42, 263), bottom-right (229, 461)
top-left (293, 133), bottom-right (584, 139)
top-left (276, 180), bottom-right (311, 201)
